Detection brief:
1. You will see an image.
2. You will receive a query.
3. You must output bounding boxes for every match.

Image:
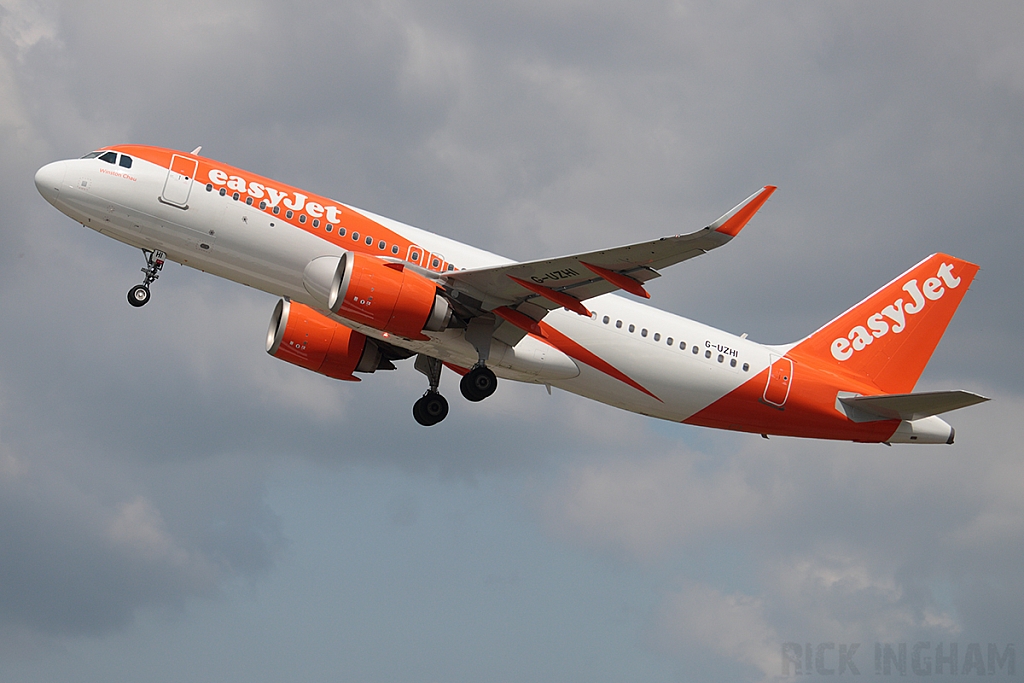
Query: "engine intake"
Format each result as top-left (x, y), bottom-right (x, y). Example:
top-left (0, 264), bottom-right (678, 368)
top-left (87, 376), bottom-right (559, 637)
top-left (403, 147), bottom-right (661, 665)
top-left (266, 299), bottom-right (382, 381)
top-left (326, 252), bottom-right (451, 340)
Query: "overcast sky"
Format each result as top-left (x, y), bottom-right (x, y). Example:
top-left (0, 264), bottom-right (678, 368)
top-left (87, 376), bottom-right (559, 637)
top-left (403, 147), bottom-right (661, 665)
top-left (1, 1), bottom-right (1022, 681)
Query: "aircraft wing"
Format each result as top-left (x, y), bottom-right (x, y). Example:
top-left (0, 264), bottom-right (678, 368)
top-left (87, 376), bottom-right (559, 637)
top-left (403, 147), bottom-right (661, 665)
top-left (441, 186), bottom-right (775, 344)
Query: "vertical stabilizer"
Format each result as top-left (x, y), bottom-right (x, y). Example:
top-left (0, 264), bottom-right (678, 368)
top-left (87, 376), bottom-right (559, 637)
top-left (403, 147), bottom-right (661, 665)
top-left (789, 254), bottom-right (979, 394)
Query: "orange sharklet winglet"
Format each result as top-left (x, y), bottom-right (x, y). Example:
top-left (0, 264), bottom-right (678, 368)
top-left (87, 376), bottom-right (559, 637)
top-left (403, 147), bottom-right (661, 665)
top-left (579, 262), bottom-right (651, 299)
top-left (493, 306), bottom-right (543, 336)
top-left (508, 276), bottom-right (591, 317)
top-left (711, 185), bottom-right (776, 237)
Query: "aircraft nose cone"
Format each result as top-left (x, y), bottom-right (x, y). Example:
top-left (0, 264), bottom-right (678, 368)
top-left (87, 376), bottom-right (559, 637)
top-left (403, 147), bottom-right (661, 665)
top-left (34, 161), bottom-right (66, 204)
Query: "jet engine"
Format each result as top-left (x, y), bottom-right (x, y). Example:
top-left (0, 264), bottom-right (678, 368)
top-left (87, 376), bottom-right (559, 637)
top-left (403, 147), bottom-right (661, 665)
top-left (266, 299), bottom-right (382, 381)
top-left (302, 252), bottom-right (451, 340)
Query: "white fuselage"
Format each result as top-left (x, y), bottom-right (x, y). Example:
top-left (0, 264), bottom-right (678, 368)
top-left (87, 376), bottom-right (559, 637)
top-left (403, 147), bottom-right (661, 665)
top-left (38, 153), bottom-right (771, 424)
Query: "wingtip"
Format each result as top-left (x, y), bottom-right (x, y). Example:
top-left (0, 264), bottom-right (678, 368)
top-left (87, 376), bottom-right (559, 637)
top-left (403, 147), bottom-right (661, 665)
top-left (712, 185), bottom-right (777, 237)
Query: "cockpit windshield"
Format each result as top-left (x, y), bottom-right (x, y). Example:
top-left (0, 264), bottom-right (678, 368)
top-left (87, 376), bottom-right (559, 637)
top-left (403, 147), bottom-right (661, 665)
top-left (81, 150), bottom-right (132, 168)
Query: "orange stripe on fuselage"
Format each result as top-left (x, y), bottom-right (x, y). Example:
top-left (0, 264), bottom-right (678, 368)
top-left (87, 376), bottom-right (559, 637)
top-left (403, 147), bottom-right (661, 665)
top-left (534, 321), bottom-right (661, 402)
top-left (104, 145), bottom-right (454, 273)
top-left (684, 355), bottom-right (899, 442)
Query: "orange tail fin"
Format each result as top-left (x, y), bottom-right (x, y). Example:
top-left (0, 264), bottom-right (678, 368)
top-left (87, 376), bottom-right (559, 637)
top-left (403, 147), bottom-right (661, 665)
top-left (789, 254), bottom-right (979, 394)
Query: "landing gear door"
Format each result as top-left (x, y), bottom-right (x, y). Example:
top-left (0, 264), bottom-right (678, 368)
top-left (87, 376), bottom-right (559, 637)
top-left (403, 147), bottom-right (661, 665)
top-left (161, 154), bottom-right (198, 208)
top-left (762, 354), bottom-right (793, 408)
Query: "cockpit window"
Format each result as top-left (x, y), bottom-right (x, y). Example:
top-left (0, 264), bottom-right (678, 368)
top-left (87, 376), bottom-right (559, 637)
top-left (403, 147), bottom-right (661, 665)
top-left (99, 151), bottom-right (117, 164)
top-left (81, 151), bottom-right (102, 159)
top-left (118, 154), bottom-right (132, 169)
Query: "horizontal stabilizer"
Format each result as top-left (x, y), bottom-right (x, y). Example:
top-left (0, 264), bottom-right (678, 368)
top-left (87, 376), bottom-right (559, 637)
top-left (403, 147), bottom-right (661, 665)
top-left (838, 390), bottom-right (989, 423)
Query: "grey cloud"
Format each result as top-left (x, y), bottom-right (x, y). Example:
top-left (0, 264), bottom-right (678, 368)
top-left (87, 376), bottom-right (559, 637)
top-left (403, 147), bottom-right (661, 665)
top-left (538, 396), bottom-right (1023, 675)
top-left (0, 0), bottom-right (1021, 675)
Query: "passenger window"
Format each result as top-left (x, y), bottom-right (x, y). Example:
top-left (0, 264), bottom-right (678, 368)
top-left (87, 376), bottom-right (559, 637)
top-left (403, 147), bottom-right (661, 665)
top-left (392, 245), bottom-right (399, 254)
top-left (232, 192), bottom-right (240, 200)
top-left (641, 329), bottom-right (648, 337)
top-left (99, 151), bottom-right (117, 164)
top-left (602, 316), bottom-right (609, 324)
top-left (742, 363), bottom-right (750, 372)
top-left (326, 224), bottom-right (333, 232)
top-left (653, 333), bottom-right (660, 341)
top-left (628, 324), bottom-right (635, 333)
top-left (378, 240), bottom-right (386, 250)
top-left (339, 228), bottom-right (347, 237)
top-left (615, 320), bottom-right (622, 329)
top-left (667, 337), bottom-right (673, 345)
top-left (717, 354), bottom-right (724, 363)
top-left (705, 350), bottom-right (712, 359)
top-left (448, 264), bottom-right (455, 271)
top-left (246, 197), bottom-right (253, 206)
top-left (206, 184), bottom-right (213, 192)
top-left (299, 214), bottom-right (306, 223)
top-left (352, 232), bottom-right (359, 240)
top-left (259, 201), bottom-right (267, 209)
top-left (220, 188), bottom-right (227, 196)
top-left (273, 206), bottom-right (279, 214)
top-left (118, 155), bottom-right (133, 169)
top-left (313, 219), bottom-right (320, 228)
top-left (286, 210), bottom-right (293, 218)
top-left (730, 359), bottom-right (737, 367)
top-left (692, 346), bottom-right (699, 354)
top-left (366, 236), bottom-right (373, 245)
top-left (432, 259), bottom-right (440, 268)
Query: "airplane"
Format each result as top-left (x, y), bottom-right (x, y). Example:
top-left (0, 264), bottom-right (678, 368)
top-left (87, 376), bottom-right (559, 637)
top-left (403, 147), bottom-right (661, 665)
top-left (34, 145), bottom-right (988, 443)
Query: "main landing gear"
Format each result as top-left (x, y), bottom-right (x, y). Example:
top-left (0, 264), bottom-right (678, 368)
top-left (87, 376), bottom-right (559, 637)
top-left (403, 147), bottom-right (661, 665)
top-left (460, 364), bottom-right (497, 402)
top-left (411, 356), bottom-right (499, 426)
top-left (413, 392), bottom-right (449, 427)
top-left (127, 249), bottom-right (165, 308)
top-left (413, 355), bottom-right (449, 427)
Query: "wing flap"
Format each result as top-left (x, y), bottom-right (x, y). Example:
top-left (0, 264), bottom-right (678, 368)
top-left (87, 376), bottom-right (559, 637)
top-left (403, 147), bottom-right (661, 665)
top-left (838, 390), bottom-right (989, 423)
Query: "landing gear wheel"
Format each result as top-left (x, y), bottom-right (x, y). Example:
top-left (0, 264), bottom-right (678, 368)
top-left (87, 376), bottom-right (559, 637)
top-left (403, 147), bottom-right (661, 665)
top-left (127, 250), bottom-right (165, 308)
top-left (413, 392), bottom-right (449, 426)
top-left (127, 284), bottom-right (151, 308)
top-left (460, 365), bottom-right (497, 402)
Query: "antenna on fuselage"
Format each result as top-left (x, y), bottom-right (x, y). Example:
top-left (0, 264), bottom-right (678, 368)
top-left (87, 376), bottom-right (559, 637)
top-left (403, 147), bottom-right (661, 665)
top-left (191, 146), bottom-right (202, 155)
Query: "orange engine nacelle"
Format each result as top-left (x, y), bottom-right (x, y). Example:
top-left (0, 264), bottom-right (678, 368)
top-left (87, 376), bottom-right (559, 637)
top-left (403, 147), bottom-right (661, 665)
top-left (328, 252), bottom-right (451, 340)
top-left (266, 299), bottom-right (382, 381)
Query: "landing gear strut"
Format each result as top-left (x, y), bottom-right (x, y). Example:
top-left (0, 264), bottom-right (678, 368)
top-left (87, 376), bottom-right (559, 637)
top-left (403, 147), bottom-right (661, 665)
top-left (460, 364), bottom-right (497, 402)
top-left (413, 354), bottom-right (449, 426)
top-left (460, 315), bottom-right (499, 402)
top-left (127, 249), bottom-right (165, 308)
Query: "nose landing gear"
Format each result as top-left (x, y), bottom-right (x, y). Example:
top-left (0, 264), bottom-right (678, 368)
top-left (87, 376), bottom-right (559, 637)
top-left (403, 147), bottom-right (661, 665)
top-left (127, 249), bottom-right (165, 308)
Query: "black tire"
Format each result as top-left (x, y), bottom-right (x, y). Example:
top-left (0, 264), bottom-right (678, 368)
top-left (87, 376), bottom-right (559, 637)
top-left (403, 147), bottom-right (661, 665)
top-left (460, 366), bottom-right (497, 402)
top-left (414, 392), bottom-right (449, 426)
top-left (413, 397), bottom-right (429, 425)
top-left (127, 284), bottom-right (150, 307)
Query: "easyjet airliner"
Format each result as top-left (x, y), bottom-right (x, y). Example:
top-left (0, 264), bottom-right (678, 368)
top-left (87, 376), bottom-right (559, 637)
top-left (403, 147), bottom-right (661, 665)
top-left (35, 146), bottom-right (988, 442)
